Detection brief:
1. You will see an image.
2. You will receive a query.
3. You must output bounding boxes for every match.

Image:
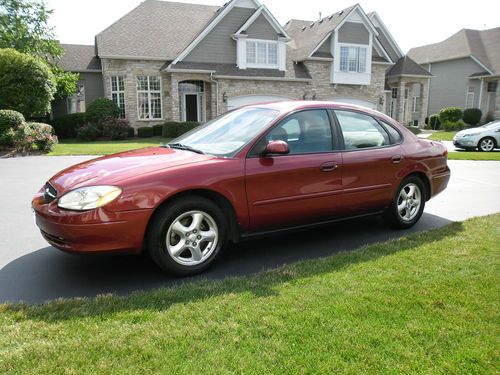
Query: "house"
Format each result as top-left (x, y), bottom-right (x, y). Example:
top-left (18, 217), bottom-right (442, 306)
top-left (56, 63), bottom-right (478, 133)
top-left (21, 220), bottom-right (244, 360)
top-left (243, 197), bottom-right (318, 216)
top-left (53, 0), bottom-right (430, 128)
top-left (408, 27), bottom-right (500, 120)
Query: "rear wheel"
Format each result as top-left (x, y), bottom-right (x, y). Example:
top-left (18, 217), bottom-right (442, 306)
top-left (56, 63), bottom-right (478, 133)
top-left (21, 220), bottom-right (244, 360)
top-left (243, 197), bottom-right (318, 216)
top-left (478, 137), bottom-right (496, 152)
top-left (384, 176), bottom-right (426, 229)
top-left (147, 196), bottom-right (228, 275)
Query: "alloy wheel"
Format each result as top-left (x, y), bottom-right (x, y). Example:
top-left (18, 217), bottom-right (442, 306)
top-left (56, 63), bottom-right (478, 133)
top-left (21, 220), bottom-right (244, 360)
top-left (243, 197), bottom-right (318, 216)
top-left (397, 183), bottom-right (422, 222)
top-left (479, 138), bottom-right (494, 152)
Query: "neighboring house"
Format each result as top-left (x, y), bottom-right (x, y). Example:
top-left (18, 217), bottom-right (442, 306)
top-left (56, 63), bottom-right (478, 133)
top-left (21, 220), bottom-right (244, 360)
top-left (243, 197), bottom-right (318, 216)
top-left (408, 27), bottom-right (500, 120)
top-left (53, 0), bottom-right (430, 128)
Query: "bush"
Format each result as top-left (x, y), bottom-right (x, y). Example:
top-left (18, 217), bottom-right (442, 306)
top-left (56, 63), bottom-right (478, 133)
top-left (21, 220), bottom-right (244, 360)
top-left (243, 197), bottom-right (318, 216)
top-left (406, 126), bottom-right (422, 135)
top-left (137, 126), bottom-right (153, 138)
top-left (162, 121), bottom-right (199, 138)
top-left (0, 49), bottom-right (57, 116)
top-left (0, 109), bottom-right (25, 135)
top-left (127, 127), bottom-right (135, 138)
top-left (152, 124), bottom-right (163, 136)
top-left (101, 118), bottom-right (130, 140)
top-left (27, 122), bottom-right (58, 152)
top-left (76, 123), bottom-right (100, 141)
top-left (439, 107), bottom-right (463, 123)
top-left (52, 113), bottom-right (87, 139)
top-left (85, 98), bottom-right (120, 125)
top-left (443, 120), bottom-right (464, 132)
top-left (425, 114), bottom-right (441, 130)
top-left (463, 108), bottom-right (482, 126)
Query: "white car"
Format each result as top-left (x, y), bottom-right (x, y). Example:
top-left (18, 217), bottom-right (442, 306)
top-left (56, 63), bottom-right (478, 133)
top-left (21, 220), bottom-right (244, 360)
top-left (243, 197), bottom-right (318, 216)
top-left (453, 121), bottom-right (500, 152)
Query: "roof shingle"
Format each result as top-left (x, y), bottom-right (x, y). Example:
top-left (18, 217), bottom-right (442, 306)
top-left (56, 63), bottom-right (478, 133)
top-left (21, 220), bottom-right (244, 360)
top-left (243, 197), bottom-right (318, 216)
top-left (386, 56), bottom-right (432, 77)
top-left (57, 44), bottom-right (101, 72)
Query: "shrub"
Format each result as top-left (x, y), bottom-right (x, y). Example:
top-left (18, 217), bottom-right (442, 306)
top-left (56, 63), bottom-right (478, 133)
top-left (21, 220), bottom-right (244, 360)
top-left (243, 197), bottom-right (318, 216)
top-left (52, 113), bottom-right (87, 139)
top-left (10, 123), bottom-right (33, 152)
top-left (405, 126), bottom-right (422, 135)
top-left (137, 126), bottom-right (153, 138)
top-left (85, 98), bottom-right (120, 125)
top-left (76, 123), bottom-right (100, 141)
top-left (0, 49), bottom-right (57, 116)
top-left (443, 120), bottom-right (464, 132)
top-left (162, 121), bottom-right (199, 138)
top-left (439, 107), bottom-right (463, 123)
top-left (463, 108), bottom-right (482, 126)
top-left (127, 127), bottom-right (135, 138)
top-left (101, 118), bottom-right (130, 140)
top-left (0, 109), bottom-right (25, 135)
top-left (425, 114), bottom-right (441, 130)
top-left (152, 124), bottom-right (163, 136)
top-left (27, 122), bottom-right (58, 152)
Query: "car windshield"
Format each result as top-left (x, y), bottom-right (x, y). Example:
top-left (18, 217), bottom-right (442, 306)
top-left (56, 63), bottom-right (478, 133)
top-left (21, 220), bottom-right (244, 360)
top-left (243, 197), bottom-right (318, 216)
top-left (481, 121), bottom-right (500, 129)
top-left (170, 107), bottom-right (280, 157)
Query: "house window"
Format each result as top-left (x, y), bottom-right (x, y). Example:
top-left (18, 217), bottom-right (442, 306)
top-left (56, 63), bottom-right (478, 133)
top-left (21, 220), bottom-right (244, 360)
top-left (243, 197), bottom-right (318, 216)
top-left (67, 84), bottom-right (85, 114)
top-left (466, 86), bottom-right (475, 109)
top-left (111, 76), bottom-right (125, 118)
top-left (340, 46), bottom-right (367, 73)
top-left (487, 81), bottom-right (498, 92)
top-left (136, 76), bottom-right (162, 119)
top-left (412, 96), bottom-right (419, 113)
top-left (246, 40), bottom-right (278, 67)
top-left (391, 88), bottom-right (398, 99)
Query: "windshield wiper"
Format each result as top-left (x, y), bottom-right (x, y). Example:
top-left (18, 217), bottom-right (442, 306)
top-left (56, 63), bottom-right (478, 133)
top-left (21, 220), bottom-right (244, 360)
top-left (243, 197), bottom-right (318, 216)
top-left (167, 143), bottom-right (205, 154)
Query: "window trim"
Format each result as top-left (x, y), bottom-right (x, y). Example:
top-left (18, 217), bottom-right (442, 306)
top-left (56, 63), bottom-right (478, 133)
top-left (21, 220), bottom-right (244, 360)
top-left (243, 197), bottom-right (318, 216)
top-left (110, 76), bottom-right (126, 118)
top-left (136, 75), bottom-right (163, 121)
top-left (246, 39), bottom-right (279, 69)
top-left (412, 96), bottom-right (419, 113)
top-left (339, 44), bottom-right (368, 73)
top-left (330, 108), bottom-right (400, 152)
top-left (465, 86), bottom-right (475, 109)
top-left (247, 108), bottom-right (340, 158)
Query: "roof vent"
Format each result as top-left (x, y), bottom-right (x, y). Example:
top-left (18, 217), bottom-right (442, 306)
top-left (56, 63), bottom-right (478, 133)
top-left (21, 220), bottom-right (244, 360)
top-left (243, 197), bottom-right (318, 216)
top-left (301, 26), bottom-right (306, 31)
top-left (328, 14), bottom-right (334, 20)
top-left (339, 10), bottom-right (344, 16)
top-left (309, 22), bottom-right (314, 28)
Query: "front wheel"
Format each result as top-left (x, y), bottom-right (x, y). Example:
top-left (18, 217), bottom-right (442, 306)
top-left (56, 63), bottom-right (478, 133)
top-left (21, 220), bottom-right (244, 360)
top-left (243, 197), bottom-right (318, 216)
top-left (478, 137), bottom-right (496, 152)
top-left (147, 196), bottom-right (228, 276)
top-left (384, 176), bottom-right (426, 229)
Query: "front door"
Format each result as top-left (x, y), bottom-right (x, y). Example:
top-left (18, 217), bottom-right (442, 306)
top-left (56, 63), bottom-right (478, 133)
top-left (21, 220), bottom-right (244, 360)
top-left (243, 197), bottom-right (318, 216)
top-left (184, 94), bottom-right (198, 122)
top-left (245, 109), bottom-right (344, 231)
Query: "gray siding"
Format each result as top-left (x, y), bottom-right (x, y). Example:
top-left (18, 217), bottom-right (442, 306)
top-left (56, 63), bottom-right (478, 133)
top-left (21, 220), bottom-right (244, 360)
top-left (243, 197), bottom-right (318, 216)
top-left (51, 72), bottom-right (104, 118)
top-left (246, 14), bottom-right (278, 40)
top-left (312, 35), bottom-right (331, 56)
top-left (184, 6), bottom-right (255, 64)
top-left (338, 22), bottom-right (369, 44)
top-left (427, 57), bottom-right (483, 114)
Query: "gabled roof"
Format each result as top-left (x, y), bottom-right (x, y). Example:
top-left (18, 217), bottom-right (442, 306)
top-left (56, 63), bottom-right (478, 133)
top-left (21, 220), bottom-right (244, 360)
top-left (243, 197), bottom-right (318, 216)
top-left (408, 27), bottom-right (500, 75)
top-left (58, 44), bottom-right (101, 72)
top-left (386, 56), bottom-right (432, 77)
top-left (367, 12), bottom-right (403, 62)
top-left (96, 0), bottom-right (219, 60)
top-left (234, 5), bottom-right (290, 39)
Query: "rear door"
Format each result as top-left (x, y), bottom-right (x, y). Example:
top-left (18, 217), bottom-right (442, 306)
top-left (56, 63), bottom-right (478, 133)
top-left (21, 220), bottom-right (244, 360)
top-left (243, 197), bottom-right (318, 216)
top-left (245, 109), bottom-right (344, 231)
top-left (332, 109), bottom-right (403, 213)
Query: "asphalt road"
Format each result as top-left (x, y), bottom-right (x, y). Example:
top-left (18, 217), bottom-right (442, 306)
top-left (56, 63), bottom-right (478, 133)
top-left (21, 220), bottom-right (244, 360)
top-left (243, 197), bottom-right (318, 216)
top-left (1, 156), bottom-right (499, 304)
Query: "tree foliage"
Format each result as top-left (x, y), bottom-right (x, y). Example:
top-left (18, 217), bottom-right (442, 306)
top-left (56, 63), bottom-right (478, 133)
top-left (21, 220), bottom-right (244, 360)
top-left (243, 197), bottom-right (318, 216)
top-left (0, 48), bottom-right (57, 115)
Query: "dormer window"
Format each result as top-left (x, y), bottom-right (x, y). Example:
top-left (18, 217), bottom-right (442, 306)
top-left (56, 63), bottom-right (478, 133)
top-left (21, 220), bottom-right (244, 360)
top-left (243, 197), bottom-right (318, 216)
top-left (340, 46), bottom-right (367, 73)
top-left (246, 40), bottom-right (278, 68)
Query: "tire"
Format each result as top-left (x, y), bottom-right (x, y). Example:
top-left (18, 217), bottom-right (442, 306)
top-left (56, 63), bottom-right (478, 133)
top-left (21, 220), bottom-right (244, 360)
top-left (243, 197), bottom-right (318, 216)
top-left (478, 137), bottom-right (496, 152)
top-left (147, 196), bottom-right (228, 276)
top-left (383, 176), bottom-right (426, 229)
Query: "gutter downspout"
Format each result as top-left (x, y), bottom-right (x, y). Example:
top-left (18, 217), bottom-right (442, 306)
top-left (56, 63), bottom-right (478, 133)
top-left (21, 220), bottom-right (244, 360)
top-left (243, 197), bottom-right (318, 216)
top-left (210, 72), bottom-right (219, 117)
top-left (478, 78), bottom-right (484, 116)
top-left (426, 63), bottom-right (432, 115)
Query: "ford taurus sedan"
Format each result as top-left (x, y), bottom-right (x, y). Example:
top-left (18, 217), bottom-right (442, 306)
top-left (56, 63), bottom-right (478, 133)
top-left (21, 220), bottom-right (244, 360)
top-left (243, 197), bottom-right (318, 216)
top-left (33, 101), bottom-right (450, 275)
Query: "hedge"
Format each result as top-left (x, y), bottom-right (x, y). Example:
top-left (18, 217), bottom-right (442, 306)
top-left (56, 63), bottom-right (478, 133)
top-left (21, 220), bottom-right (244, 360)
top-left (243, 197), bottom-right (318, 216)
top-left (152, 124), bottom-right (164, 136)
top-left (162, 121), bottom-right (199, 138)
top-left (52, 113), bottom-right (87, 139)
top-left (439, 107), bottom-right (462, 123)
top-left (463, 108), bottom-right (482, 126)
top-left (137, 127), bottom-right (154, 138)
top-left (85, 98), bottom-right (120, 124)
top-left (0, 109), bottom-right (25, 135)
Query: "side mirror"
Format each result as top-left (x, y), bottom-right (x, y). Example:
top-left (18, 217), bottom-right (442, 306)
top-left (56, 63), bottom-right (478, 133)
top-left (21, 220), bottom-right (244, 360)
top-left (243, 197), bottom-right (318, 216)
top-left (263, 140), bottom-right (289, 155)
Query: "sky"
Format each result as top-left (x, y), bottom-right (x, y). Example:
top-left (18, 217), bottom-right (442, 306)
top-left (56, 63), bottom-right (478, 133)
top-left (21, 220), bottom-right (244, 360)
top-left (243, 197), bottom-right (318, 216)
top-left (46, 0), bottom-right (500, 53)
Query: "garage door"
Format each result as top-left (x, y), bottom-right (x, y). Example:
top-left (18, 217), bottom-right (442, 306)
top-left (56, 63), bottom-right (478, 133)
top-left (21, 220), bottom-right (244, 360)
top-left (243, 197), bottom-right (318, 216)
top-left (326, 98), bottom-right (377, 110)
top-left (227, 95), bottom-right (292, 110)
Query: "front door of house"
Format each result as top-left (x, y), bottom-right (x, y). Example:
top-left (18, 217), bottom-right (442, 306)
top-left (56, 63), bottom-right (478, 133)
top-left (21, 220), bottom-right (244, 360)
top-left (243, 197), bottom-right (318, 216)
top-left (185, 94), bottom-right (198, 122)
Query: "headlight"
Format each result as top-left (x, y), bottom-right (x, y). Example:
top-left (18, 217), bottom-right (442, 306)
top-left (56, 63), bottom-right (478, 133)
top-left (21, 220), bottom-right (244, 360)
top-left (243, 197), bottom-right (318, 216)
top-left (462, 134), bottom-right (472, 138)
top-left (58, 186), bottom-right (122, 210)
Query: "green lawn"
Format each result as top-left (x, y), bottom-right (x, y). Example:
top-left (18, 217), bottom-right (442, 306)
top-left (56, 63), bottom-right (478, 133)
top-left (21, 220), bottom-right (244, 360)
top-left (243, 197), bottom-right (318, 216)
top-left (48, 137), bottom-right (171, 156)
top-left (448, 151), bottom-right (500, 161)
top-left (1, 214), bottom-right (499, 374)
top-left (428, 131), bottom-right (456, 141)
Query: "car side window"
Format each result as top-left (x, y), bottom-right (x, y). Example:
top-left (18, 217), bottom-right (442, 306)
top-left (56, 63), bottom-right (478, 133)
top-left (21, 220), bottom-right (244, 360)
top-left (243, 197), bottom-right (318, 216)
top-left (267, 109), bottom-right (333, 154)
top-left (378, 120), bottom-right (402, 144)
top-left (334, 110), bottom-right (390, 150)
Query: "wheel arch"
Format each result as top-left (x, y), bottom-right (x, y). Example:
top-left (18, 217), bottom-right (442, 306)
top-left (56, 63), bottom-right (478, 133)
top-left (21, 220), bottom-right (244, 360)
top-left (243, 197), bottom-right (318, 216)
top-left (403, 171), bottom-right (431, 201)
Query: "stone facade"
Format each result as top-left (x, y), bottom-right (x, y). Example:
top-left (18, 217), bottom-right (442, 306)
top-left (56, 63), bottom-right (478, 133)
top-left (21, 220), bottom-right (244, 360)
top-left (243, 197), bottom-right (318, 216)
top-left (386, 75), bottom-right (430, 126)
top-left (478, 77), bottom-right (500, 121)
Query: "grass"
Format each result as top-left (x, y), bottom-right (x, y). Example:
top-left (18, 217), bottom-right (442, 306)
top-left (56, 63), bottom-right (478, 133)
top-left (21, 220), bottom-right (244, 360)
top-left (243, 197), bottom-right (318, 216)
top-left (428, 131), bottom-right (456, 141)
top-left (1, 214), bottom-right (499, 374)
top-left (448, 151), bottom-right (500, 161)
top-left (47, 137), bottom-right (171, 156)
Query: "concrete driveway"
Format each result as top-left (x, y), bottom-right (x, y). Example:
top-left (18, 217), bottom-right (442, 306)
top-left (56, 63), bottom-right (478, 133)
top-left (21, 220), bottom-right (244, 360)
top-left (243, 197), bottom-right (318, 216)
top-left (1, 156), bottom-right (499, 304)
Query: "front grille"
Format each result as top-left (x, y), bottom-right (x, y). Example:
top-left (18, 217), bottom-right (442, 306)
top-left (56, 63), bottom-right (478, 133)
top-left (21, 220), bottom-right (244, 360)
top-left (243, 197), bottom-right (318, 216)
top-left (43, 182), bottom-right (58, 203)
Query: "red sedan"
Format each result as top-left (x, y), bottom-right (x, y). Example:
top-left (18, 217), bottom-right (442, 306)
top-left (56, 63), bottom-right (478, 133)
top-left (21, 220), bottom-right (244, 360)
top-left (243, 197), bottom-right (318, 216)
top-left (33, 101), bottom-right (450, 275)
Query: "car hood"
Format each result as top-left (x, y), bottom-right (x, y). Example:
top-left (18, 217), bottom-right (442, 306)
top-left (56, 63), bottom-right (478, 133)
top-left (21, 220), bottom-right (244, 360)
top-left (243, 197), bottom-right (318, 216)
top-left (456, 128), bottom-right (485, 136)
top-left (49, 147), bottom-right (214, 194)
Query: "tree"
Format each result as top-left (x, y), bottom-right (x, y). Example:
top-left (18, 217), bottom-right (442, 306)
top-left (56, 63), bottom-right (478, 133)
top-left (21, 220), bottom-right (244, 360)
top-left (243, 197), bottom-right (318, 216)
top-left (0, 0), bottom-right (78, 99)
top-left (0, 48), bottom-right (57, 116)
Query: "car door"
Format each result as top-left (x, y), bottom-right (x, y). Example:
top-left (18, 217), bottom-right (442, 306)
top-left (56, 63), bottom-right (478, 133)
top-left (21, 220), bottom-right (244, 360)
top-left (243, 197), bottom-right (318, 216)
top-left (332, 109), bottom-right (403, 214)
top-left (245, 109), bottom-right (344, 231)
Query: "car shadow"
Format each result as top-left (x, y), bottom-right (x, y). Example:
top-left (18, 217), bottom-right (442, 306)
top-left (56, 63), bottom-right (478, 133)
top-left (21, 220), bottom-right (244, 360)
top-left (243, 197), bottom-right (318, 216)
top-left (0, 213), bottom-right (455, 306)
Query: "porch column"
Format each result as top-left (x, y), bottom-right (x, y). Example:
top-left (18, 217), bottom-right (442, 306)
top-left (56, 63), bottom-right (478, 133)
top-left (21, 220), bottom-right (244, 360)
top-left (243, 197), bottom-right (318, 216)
top-left (418, 80), bottom-right (428, 127)
top-left (397, 80), bottom-right (406, 123)
top-left (171, 75), bottom-right (181, 122)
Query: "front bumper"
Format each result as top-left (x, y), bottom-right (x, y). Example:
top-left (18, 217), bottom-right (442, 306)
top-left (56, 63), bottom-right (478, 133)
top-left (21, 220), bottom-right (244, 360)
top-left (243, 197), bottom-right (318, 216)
top-left (453, 138), bottom-right (476, 149)
top-left (32, 194), bottom-right (153, 254)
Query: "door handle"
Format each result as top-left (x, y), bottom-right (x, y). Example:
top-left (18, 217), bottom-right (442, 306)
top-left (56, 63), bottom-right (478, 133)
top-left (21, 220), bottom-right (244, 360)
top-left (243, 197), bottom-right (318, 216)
top-left (320, 162), bottom-right (338, 172)
top-left (391, 155), bottom-right (403, 164)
